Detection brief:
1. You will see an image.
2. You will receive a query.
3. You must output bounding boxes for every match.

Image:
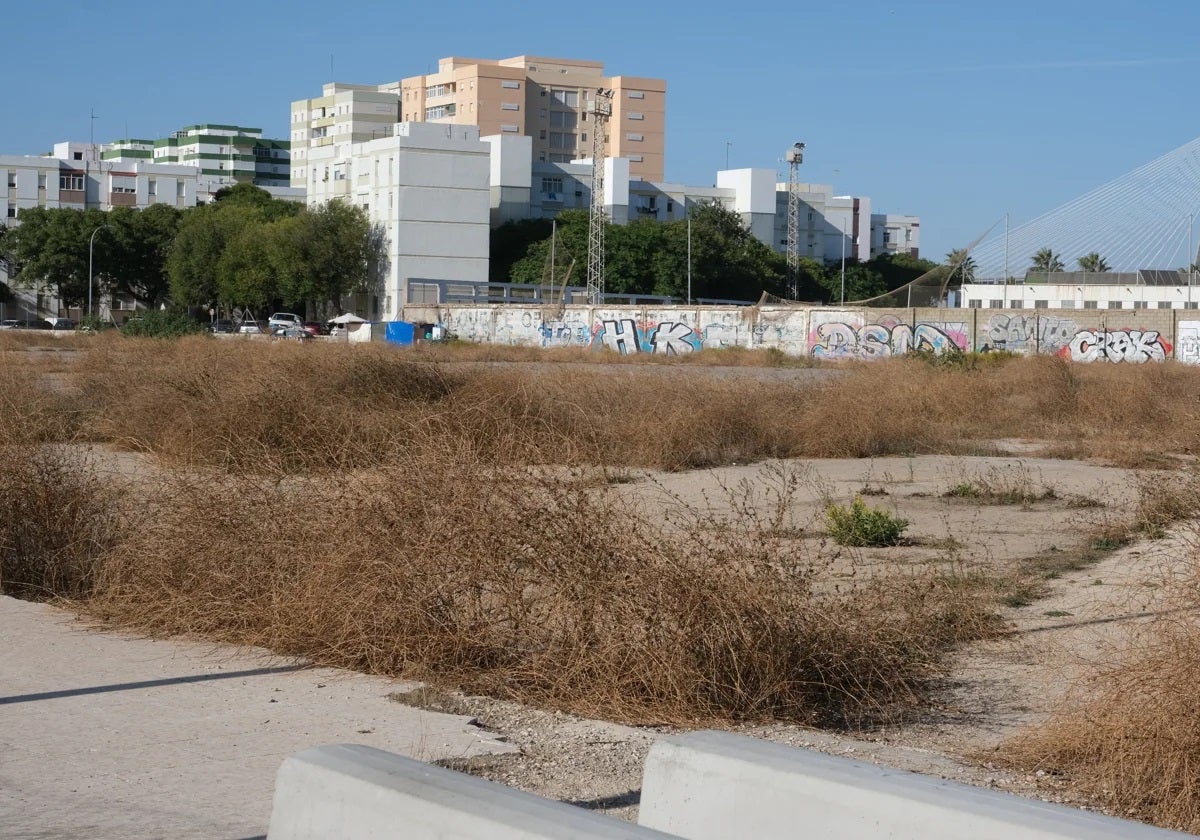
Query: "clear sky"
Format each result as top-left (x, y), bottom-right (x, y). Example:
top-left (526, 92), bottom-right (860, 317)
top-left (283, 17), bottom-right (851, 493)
top-left (5, 0), bottom-right (1198, 261)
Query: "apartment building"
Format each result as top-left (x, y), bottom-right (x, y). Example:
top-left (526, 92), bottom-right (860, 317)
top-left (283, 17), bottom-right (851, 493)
top-left (306, 122), bottom-right (491, 319)
top-left (290, 55), bottom-right (666, 187)
top-left (104, 124), bottom-right (290, 189)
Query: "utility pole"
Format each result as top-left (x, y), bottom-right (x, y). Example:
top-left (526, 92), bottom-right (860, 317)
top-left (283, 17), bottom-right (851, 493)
top-left (840, 218), bottom-right (847, 306)
top-left (1003, 212), bottom-right (1009, 309)
top-left (585, 89), bottom-right (613, 305)
top-left (687, 214), bottom-right (692, 305)
top-left (785, 142), bottom-right (805, 299)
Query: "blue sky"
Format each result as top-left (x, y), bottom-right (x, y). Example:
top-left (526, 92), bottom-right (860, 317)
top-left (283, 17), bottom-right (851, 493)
top-left (5, 0), bottom-right (1199, 260)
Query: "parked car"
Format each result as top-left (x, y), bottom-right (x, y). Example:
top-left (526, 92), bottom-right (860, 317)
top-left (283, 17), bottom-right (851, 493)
top-left (0, 320), bottom-right (19, 329)
top-left (211, 319), bottom-right (236, 334)
top-left (15, 319), bottom-right (50, 330)
top-left (268, 312), bottom-right (303, 331)
top-left (301, 321), bottom-right (328, 336)
top-left (272, 325), bottom-right (311, 342)
top-left (238, 320), bottom-right (263, 334)
top-left (47, 318), bottom-right (75, 331)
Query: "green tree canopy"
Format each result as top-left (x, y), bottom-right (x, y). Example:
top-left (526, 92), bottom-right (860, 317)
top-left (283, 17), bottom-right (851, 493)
top-left (106, 203), bottom-right (182, 307)
top-left (6, 207), bottom-right (109, 309)
top-left (1077, 252), bottom-right (1110, 273)
top-left (1031, 248), bottom-right (1065, 273)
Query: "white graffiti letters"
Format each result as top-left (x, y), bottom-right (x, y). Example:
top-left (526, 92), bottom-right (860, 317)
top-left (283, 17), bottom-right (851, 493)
top-left (1067, 329), bottom-right (1167, 363)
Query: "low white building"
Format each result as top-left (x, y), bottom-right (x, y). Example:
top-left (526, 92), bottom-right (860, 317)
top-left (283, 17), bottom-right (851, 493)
top-left (961, 271), bottom-right (1200, 311)
top-left (306, 122), bottom-right (491, 319)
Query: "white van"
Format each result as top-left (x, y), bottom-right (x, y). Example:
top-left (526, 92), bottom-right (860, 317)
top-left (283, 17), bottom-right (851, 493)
top-left (268, 312), bottom-right (303, 330)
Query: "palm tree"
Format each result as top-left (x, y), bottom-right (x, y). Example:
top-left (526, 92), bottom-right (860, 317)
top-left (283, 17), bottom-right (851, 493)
top-left (1031, 248), bottom-right (1065, 274)
top-left (1077, 252), bottom-right (1110, 273)
top-left (944, 248), bottom-right (977, 283)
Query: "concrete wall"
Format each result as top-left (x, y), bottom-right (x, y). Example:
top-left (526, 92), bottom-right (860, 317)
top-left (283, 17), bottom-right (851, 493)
top-left (404, 303), bottom-right (1200, 364)
top-left (266, 744), bottom-right (678, 840)
top-left (638, 731), bottom-right (1191, 840)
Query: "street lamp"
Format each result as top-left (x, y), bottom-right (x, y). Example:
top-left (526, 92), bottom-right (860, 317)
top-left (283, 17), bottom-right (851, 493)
top-left (88, 224), bottom-right (111, 320)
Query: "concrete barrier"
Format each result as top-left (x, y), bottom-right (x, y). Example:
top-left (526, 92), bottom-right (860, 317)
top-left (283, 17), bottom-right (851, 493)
top-left (638, 731), bottom-right (1191, 840)
top-left (266, 743), bottom-right (679, 839)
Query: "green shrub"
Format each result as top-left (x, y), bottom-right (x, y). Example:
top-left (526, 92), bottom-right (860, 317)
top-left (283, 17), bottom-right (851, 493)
top-left (120, 310), bottom-right (207, 339)
top-left (825, 496), bottom-right (909, 547)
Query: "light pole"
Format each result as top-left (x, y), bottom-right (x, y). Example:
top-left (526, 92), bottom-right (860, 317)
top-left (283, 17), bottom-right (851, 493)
top-left (687, 213), bottom-right (692, 306)
top-left (88, 224), bottom-right (111, 320)
top-left (840, 218), bottom-right (847, 306)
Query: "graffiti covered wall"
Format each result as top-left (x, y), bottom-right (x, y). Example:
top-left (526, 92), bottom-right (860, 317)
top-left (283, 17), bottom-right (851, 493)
top-left (416, 304), bottom-right (1197, 364)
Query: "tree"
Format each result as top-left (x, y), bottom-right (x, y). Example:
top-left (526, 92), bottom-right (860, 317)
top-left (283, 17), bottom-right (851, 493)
top-left (1077, 252), bottom-right (1110, 273)
top-left (6, 207), bottom-right (109, 309)
top-left (1031, 248), bottom-right (1065, 273)
top-left (213, 182), bottom-right (301, 222)
top-left (944, 248), bottom-right (978, 283)
top-left (168, 202), bottom-right (263, 307)
top-left (490, 218), bottom-right (553, 283)
top-left (864, 252), bottom-right (940, 293)
top-left (271, 200), bottom-right (386, 311)
top-left (106, 204), bottom-right (182, 308)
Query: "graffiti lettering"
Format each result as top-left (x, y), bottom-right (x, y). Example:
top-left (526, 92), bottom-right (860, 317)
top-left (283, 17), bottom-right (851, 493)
top-left (1066, 329), bottom-right (1170, 363)
top-left (986, 314), bottom-right (1077, 353)
top-left (810, 322), bottom-right (966, 359)
top-left (594, 319), bottom-right (701, 355)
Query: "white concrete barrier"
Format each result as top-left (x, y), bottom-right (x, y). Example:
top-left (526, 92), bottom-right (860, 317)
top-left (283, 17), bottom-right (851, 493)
top-left (639, 731), bottom-right (1192, 840)
top-left (267, 743), bottom-right (680, 839)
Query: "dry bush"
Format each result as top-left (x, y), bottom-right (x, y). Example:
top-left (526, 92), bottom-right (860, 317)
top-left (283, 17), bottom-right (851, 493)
top-left (999, 475), bottom-right (1200, 831)
top-left (0, 445), bottom-right (122, 600)
top-left (1003, 613), bottom-right (1200, 832)
top-left (87, 456), bottom-right (997, 728)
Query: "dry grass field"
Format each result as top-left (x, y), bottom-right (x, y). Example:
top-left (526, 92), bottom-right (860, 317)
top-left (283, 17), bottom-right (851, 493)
top-left (2, 331), bottom-right (1200, 830)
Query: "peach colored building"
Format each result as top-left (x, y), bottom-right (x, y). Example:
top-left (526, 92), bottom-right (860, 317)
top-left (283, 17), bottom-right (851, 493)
top-left (290, 55), bottom-right (665, 185)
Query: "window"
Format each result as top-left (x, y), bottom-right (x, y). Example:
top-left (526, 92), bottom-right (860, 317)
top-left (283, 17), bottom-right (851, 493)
top-left (539, 130), bottom-right (546, 140)
top-left (501, 124), bottom-right (519, 133)
top-left (1158, 301), bottom-right (1174, 309)
top-left (1083, 300), bottom-right (1099, 309)
top-left (581, 133), bottom-right (587, 143)
top-left (6, 205), bottom-right (14, 218)
top-left (5, 171), bottom-right (13, 188)
top-left (73, 152), bottom-right (83, 160)
top-left (501, 80), bottom-right (520, 89)
top-left (59, 173), bottom-right (84, 190)
top-left (628, 154), bottom-right (644, 162)
top-left (666, 201), bottom-right (673, 212)
top-left (37, 173), bottom-right (46, 190)
top-left (1008, 300), bottom-right (1022, 309)
top-left (176, 180), bottom-right (185, 198)
top-left (148, 178), bottom-right (157, 196)
top-left (541, 176), bottom-right (563, 193)
top-left (551, 89), bottom-right (578, 107)
top-left (501, 102), bottom-right (520, 111)
top-left (1187, 301), bottom-right (1199, 309)
top-left (539, 108), bottom-right (547, 119)
top-left (549, 132), bottom-right (576, 148)
top-left (628, 112), bottom-right (645, 121)
top-left (549, 111), bottom-right (577, 128)
top-left (424, 104), bottom-right (456, 120)
top-left (424, 83), bottom-right (455, 97)
top-left (110, 175), bottom-right (136, 194)
top-left (989, 299), bottom-right (1003, 308)
top-left (1133, 300), bottom-right (1148, 309)
top-left (627, 91), bottom-right (645, 99)
top-left (1034, 300), bottom-right (1048, 309)
top-left (968, 299), bottom-right (981, 308)
top-left (626, 133), bottom-right (644, 141)
top-left (1110, 300), bottom-right (1125, 309)
top-left (1058, 300), bottom-right (1076, 309)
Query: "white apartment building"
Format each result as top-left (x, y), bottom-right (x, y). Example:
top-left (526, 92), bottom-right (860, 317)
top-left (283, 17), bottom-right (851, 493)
top-left (306, 122), bottom-right (491, 319)
top-left (485, 135), bottom-right (913, 266)
top-left (105, 124), bottom-right (291, 189)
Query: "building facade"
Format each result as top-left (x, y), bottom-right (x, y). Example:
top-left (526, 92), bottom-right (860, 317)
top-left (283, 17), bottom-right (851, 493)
top-left (291, 55), bottom-right (666, 188)
top-left (305, 122), bottom-right (491, 319)
top-left (961, 270), bottom-right (1200, 311)
top-left (104, 125), bottom-right (290, 189)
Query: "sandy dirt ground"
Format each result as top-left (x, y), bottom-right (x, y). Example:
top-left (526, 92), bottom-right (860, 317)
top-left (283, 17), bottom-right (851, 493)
top-left (5, 446), bottom-right (1191, 834)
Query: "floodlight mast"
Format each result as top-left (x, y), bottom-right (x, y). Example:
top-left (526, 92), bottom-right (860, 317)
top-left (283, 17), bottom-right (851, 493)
top-left (586, 89), bottom-right (614, 305)
top-left (785, 142), bottom-right (805, 299)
